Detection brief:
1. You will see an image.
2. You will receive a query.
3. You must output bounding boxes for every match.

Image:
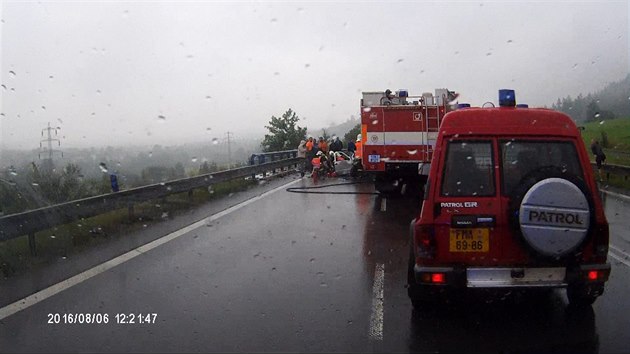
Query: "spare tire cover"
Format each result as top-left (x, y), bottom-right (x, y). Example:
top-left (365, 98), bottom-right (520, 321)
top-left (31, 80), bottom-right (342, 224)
top-left (518, 178), bottom-right (590, 257)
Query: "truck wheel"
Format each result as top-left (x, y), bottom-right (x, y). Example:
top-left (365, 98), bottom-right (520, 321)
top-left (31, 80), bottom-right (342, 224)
top-left (375, 176), bottom-right (402, 195)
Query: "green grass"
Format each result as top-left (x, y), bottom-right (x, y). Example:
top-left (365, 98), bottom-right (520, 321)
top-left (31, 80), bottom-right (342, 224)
top-left (579, 117), bottom-right (630, 166)
top-left (0, 178), bottom-right (257, 279)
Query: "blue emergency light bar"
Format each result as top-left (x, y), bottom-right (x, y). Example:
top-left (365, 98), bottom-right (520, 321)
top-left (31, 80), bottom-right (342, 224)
top-left (457, 103), bottom-right (471, 109)
top-left (516, 104), bottom-right (529, 108)
top-left (499, 89), bottom-right (516, 107)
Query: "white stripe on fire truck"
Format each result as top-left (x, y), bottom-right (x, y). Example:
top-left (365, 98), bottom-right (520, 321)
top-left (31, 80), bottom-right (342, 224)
top-left (364, 132), bottom-right (438, 145)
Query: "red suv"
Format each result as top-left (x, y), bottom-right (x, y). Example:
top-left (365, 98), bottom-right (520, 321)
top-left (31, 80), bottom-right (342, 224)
top-left (408, 90), bottom-right (610, 307)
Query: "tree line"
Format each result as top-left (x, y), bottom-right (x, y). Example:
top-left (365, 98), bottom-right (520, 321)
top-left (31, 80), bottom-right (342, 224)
top-left (552, 74), bottom-right (630, 122)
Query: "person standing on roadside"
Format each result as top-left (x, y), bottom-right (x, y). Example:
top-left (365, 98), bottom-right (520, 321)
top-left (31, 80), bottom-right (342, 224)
top-left (347, 139), bottom-right (356, 157)
top-left (305, 137), bottom-right (315, 176)
top-left (297, 139), bottom-right (307, 177)
top-left (590, 138), bottom-right (607, 181)
top-left (318, 137), bottom-right (328, 154)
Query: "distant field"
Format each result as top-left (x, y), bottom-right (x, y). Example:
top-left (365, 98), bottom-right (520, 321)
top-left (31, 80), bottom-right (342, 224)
top-left (579, 117), bottom-right (630, 166)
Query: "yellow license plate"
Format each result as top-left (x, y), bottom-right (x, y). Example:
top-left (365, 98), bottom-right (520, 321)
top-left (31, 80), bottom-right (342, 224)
top-left (449, 228), bottom-right (489, 252)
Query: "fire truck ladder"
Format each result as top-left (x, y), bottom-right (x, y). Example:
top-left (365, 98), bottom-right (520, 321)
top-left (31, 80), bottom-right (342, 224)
top-left (422, 96), bottom-right (443, 161)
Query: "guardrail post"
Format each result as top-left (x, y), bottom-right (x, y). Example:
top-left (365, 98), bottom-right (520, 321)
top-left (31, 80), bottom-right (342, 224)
top-left (250, 154), bottom-right (257, 180)
top-left (28, 233), bottom-right (37, 256)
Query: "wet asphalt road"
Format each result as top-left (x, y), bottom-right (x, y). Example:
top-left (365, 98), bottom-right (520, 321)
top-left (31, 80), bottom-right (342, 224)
top-left (1, 175), bottom-right (630, 353)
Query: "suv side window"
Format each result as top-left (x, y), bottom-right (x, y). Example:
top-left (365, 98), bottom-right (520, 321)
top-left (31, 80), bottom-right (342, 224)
top-left (441, 141), bottom-right (495, 197)
top-left (500, 140), bottom-right (584, 195)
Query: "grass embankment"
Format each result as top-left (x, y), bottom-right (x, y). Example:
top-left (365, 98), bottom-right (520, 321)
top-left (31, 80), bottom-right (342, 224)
top-left (579, 117), bottom-right (630, 190)
top-left (0, 178), bottom-right (257, 278)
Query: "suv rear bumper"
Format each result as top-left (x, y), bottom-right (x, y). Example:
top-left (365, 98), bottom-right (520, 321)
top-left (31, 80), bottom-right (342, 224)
top-left (413, 263), bottom-right (611, 288)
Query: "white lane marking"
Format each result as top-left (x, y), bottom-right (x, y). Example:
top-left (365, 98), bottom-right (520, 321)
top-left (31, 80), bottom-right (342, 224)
top-left (600, 189), bottom-right (630, 201)
top-left (0, 178), bottom-right (301, 321)
top-left (609, 249), bottom-right (630, 268)
top-left (609, 244), bottom-right (630, 258)
top-left (380, 198), bottom-right (387, 212)
top-left (369, 263), bottom-right (385, 341)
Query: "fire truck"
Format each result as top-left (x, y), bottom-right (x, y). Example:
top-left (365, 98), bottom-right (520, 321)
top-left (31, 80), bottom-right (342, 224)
top-left (359, 88), bottom-right (458, 194)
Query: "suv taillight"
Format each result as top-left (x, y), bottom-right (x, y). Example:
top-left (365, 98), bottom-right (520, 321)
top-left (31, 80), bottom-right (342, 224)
top-left (414, 224), bottom-right (436, 259)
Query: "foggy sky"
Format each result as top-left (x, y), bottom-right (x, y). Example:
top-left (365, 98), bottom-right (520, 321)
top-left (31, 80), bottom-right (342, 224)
top-left (1, 1), bottom-right (628, 150)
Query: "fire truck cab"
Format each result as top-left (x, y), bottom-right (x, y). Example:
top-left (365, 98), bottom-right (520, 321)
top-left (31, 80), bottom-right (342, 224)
top-left (359, 89), bottom-right (457, 194)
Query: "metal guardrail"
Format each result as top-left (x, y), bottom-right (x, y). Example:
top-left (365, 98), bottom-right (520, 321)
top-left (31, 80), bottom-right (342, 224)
top-left (0, 157), bottom-right (302, 253)
top-left (592, 162), bottom-right (630, 181)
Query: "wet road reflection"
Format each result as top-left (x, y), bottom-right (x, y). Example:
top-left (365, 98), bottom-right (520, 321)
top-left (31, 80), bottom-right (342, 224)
top-left (0, 177), bottom-right (628, 352)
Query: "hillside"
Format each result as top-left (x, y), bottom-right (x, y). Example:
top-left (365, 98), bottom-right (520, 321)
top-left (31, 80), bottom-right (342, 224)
top-left (308, 118), bottom-right (359, 140)
top-left (580, 117), bottom-right (630, 165)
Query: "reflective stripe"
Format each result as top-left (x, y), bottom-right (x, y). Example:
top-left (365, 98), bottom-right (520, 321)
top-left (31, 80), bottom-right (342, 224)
top-left (365, 132), bottom-right (438, 145)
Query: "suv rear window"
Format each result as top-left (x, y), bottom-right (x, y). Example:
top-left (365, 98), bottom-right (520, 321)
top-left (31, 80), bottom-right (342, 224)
top-left (500, 140), bottom-right (583, 195)
top-left (441, 141), bottom-right (495, 197)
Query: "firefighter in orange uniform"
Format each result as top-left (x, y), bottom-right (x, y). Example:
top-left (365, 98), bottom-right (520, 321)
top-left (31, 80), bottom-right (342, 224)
top-left (354, 134), bottom-right (363, 159)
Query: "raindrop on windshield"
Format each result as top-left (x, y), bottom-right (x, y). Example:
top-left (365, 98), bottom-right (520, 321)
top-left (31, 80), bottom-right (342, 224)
top-left (594, 112), bottom-right (601, 118)
top-left (396, 58), bottom-right (404, 63)
top-left (157, 115), bottom-right (166, 122)
top-left (205, 95), bottom-right (211, 100)
top-left (372, 119), bottom-right (378, 125)
top-left (273, 72), bottom-right (280, 76)
top-left (599, 120), bottom-right (605, 125)
top-left (212, 138), bottom-right (219, 145)
top-left (191, 157), bottom-right (198, 162)
top-left (9, 166), bottom-right (17, 176)
top-left (98, 163), bottom-right (108, 173)
top-left (407, 149), bottom-right (418, 155)
top-left (270, 18), bottom-right (278, 23)
top-left (304, 63), bottom-right (310, 68)
top-left (161, 212), bottom-right (169, 219)
top-left (363, 107), bottom-right (371, 113)
top-left (572, 63), bottom-right (579, 69)
top-left (41, 106), bottom-right (46, 110)
top-left (8, 70), bottom-right (16, 77)
top-left (1, 84), bottom-right (6, 91)
top-left (50, 235), bottom-right (56, 239)
top-left (507, 39), bottom-right (513, 43)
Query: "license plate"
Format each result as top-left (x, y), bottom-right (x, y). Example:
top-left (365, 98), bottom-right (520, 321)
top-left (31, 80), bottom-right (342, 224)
top-left (449, 228), bottom-right (489, 252)
top-left (368, 154), bottom-right (380, 163)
